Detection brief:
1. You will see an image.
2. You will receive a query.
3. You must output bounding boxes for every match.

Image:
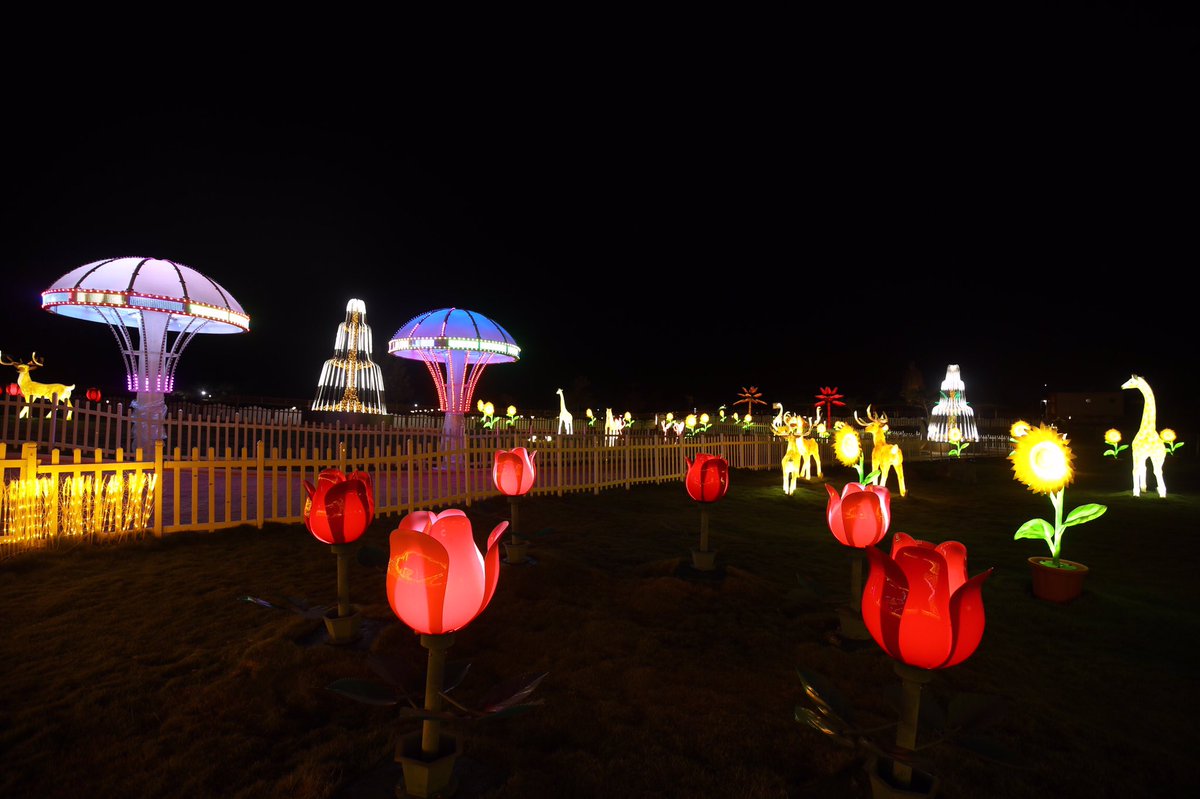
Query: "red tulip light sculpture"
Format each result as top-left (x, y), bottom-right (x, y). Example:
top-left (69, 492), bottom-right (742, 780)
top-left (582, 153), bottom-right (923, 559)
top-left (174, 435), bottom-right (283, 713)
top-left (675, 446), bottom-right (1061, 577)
top-left (303, 468), bottom-right (374, 643)
top-left (826, 482), bottom-right (891, 639)
top-left (862, 532), bottom-right (993, 789)
top-left (387, 509), bottom-right (508, 795)
top-left (492, 447), bottom-right (537, 564)
top-left (684, 453), bottom-right (729, 571)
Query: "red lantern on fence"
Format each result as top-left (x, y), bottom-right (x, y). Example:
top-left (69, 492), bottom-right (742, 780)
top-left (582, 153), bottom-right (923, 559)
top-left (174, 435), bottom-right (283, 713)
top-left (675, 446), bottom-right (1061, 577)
top-left (6, 382), bottom-right (20, 397)
top-left (86, 387), bottom-right (102, 403)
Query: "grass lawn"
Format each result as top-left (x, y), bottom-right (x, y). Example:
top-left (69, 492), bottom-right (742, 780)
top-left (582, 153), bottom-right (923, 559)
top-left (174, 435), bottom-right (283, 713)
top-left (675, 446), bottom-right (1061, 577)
top-left (2, 436), bottom-right (1196, 799)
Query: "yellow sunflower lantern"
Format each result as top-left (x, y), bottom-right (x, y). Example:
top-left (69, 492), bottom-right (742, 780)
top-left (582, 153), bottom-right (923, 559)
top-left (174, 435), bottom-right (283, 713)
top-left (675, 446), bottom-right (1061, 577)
top-left (1161, 428), bottom-right (1184, 455)
top-left (833, 424), bottom-right (871, 483)
top-left (1103, 428), bottom-right (1128, 460)
top-left (1011, 424), bottom-right (1106, 571)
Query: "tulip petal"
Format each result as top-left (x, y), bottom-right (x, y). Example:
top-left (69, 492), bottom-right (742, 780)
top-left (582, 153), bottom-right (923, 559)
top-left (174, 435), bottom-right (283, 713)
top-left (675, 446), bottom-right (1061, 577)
top-left (943, 568), bottom-right (993, 668)
top-left (935, 540), bottom-right (969, 594)
top-left (826, 485), bottom-right (847, 545)
top-left (890, 532), bottom-right (921, 557)
top-left (478, 522), bottom-right (506, 618)
top-left (387, 528), bottom-right (449, 635)
top-left (427, 511), bottom-right (486, 632)
top-left (841, 492), bottom-right (888, 548)
top-left (862, 546), bottom-right (909, 661)
top-left (894, 547), bottom-right (953, 670)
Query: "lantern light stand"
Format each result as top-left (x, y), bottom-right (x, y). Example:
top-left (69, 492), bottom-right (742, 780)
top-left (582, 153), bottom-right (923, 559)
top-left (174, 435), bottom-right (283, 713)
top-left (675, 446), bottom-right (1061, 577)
top-left (396, 632), bottom-right (462, 798)
top-left (324, 543), bottom-right (362, 644)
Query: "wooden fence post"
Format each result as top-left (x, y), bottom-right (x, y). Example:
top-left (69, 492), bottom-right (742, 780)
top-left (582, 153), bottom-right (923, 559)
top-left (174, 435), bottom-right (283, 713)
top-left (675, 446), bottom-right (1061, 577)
top-left (154, 440), bottom-right (164, 538)
top-left (256, 440), bottom-right (265, 529)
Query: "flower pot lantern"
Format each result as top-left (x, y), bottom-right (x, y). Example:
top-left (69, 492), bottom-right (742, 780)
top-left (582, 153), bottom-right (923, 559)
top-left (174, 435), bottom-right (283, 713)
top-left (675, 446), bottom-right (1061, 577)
top-left (387, 509), bottom-right (507, 798)
top-left (1010, 423), bottom-right (1106, 602)
top-left (826, 482), bottom-right (891, 640)
top-left (862, 533), bottom-right (993, 792)
top-left (303, 468), bottom-right (374, 644)
top-left (684, 453), bottom-right (729, 571)
top-left (492, 447), bottom-right (537, 564)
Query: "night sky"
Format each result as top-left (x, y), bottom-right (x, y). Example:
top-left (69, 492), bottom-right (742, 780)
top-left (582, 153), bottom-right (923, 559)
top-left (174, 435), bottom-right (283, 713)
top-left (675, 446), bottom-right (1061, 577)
top-left (3, 7), bottom-right (1194, 422)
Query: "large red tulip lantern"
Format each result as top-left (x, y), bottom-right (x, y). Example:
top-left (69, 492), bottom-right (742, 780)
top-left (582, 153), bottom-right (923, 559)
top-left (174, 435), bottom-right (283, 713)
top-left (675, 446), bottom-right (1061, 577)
top-left (492, 447), bottom-right (537, 564)
top-left (684, 453), bottom-right (729, 571)
top-left (302, 468), bottom-right (374, 643)
top-left (8, 382), bottom-right (23, 397)
top-left (387, 509), bottom-right (508, 793)
top-left (862, 532), bottom-right (993, 788)
top-left (85, 387), bottom-right (102, 403)
top-left (826, 482), bottom-right (891, 639)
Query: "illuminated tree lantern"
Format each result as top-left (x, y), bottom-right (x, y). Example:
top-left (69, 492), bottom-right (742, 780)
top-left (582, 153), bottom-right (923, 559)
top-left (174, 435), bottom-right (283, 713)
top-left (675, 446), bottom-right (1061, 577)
top-left (863, 533), bottom-right (993, 789)
top-left (927, 365), bottom-right (980, 444)
top-left (312, 299), bottom-right (387, 415)
top-left (388, 308), bottom-right (519, 450)
top-left (684, 453), bottom-right (729, 571)
top-left (41, 257), bottom-right (249, 453)
top-left (303, 468), bottom-right (375, 644)
top-left (492, 447), bottom-right (537, 564)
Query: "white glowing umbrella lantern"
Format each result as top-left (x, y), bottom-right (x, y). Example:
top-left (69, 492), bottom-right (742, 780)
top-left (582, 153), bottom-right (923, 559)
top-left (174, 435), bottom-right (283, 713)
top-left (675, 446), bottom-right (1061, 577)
top-left (388, 307), bottom-right (519, 442)
top-left (41, 257), bottom-right (249, 451)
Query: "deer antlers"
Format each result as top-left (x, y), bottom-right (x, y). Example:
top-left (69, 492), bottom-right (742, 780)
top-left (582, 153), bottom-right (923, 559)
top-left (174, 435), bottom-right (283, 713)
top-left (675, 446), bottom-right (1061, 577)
top-left (0, 352), bottom-right (41, 369)
top-left (854, 405), bottom-right (887, 427)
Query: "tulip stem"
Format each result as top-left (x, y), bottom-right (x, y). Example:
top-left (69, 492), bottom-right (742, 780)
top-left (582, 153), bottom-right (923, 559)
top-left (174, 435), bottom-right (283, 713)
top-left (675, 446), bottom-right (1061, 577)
top-left (849, 548), bottom-right (864, 612)
top-left (331, 544), bottom-right (353, 618)
top-left (892, 661), bottom-right (932, 788)
top-left (699, 506), bottom-right (710, 552)
top-left (420, 633), bottom-right (455, 757)
top-left (509, 495), bottom-right (522, 544)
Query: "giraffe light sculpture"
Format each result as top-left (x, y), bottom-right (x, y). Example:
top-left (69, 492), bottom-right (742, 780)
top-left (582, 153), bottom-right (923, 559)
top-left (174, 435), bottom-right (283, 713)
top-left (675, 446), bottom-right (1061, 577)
top-left (1121, 374), bottom-right (1168, 497)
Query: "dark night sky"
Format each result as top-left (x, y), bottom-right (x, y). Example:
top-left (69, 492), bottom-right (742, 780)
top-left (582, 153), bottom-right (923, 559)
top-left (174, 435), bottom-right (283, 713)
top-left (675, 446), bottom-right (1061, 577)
top-left (3, 7), bottom-right (1195, 421)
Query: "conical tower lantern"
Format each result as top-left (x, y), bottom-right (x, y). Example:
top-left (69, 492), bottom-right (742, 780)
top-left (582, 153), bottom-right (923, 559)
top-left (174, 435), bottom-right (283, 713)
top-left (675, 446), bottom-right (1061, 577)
top-left (927, 364), bottom-right (979, 443)
top-left (312, 299), bottom-right (387, 414)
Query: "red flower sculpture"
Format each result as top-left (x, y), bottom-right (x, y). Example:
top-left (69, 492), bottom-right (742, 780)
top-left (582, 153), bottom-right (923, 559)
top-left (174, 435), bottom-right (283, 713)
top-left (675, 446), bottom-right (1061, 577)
top-left (826, 482), bottom-right (891, 548)
top-left (685, 453), bottom-right (729, 503)
top-left (386, 509), bottom-right (508, 635)
top-left (492, 447), bottom-right (537, 496)
top-left (85, 387), bottom-right (102, 403)
top-left (862, 532), bottom-right (993, 669)
top-left (6, 382), bottom-right (21, 397)
top-left (303, 468), bottom-right (374, 545)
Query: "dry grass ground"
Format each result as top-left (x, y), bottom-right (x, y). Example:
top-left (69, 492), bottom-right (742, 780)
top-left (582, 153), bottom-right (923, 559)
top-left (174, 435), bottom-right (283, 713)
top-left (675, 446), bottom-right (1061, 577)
top-left (1, 436), bottom-right (1196, 799)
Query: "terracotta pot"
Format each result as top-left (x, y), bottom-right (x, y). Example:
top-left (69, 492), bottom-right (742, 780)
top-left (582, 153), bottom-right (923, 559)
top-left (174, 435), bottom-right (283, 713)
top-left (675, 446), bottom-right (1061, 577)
top-left (866, 754), bottom-right (940, 798)
top-left (323, 606), bottom-right (362, 645)
top-left (504, 538), bottom-right (530, 565)
top-left (1028, 557), bottom-right (1089, 603)
top-left (395, 731), bottom-right (461, 798)
top-left (690, 547), bottom-right (717, 571)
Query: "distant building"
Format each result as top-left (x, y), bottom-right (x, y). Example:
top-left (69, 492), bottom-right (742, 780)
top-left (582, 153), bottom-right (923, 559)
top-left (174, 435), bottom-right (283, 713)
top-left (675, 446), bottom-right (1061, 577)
top-left (1047, 391), bottom-right (1124, 423)
top-left (312, 299), bottom-right (387, 414)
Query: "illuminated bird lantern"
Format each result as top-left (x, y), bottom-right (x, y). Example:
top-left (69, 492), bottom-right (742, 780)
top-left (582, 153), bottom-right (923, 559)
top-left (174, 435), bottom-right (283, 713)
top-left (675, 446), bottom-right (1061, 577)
top-left (386, 509), bottom-right (507, 798)
top-left (684, 453), bottom-right (729, 572)
top-left (312, 299), bottom-right (387, 415)
top-left (492, 446), bottom-right (537, 564)
top-left (303, 468), bottom-right (375, 643)
top-left (41, 257), bottom-right (249, 454)
top-left (825, 482), bottom-right (891, 640)
top-left (862, 533), bottom-right (993, 791)
top-left (388, 308), bottom-right (519, 455)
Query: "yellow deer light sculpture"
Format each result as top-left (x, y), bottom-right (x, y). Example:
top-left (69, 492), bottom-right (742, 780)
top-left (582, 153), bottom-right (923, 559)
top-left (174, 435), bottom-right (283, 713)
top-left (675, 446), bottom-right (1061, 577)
top-left (855, 405), bottom-right (905, 496)
top-left (1121, 374), bottom-right (1167, 497)
top-left (772, 406), bottom-right (822, 495)
top-left (2, 352), bottom-right (75, 420)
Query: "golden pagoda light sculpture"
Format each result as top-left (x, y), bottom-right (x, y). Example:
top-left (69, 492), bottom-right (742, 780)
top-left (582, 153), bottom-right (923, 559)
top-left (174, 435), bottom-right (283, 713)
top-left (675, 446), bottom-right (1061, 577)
top-left (312, 299), bottom-right (387, 414)
top-left (927, 364), bottom-right (979, 443)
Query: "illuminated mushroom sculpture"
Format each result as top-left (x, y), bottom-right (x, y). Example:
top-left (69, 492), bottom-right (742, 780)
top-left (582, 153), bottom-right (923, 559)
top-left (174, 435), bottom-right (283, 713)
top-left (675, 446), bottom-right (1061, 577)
top-left (387, 308), bottom-right (519, 448)
top-left (41, 257), bottom-right (249, 453)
